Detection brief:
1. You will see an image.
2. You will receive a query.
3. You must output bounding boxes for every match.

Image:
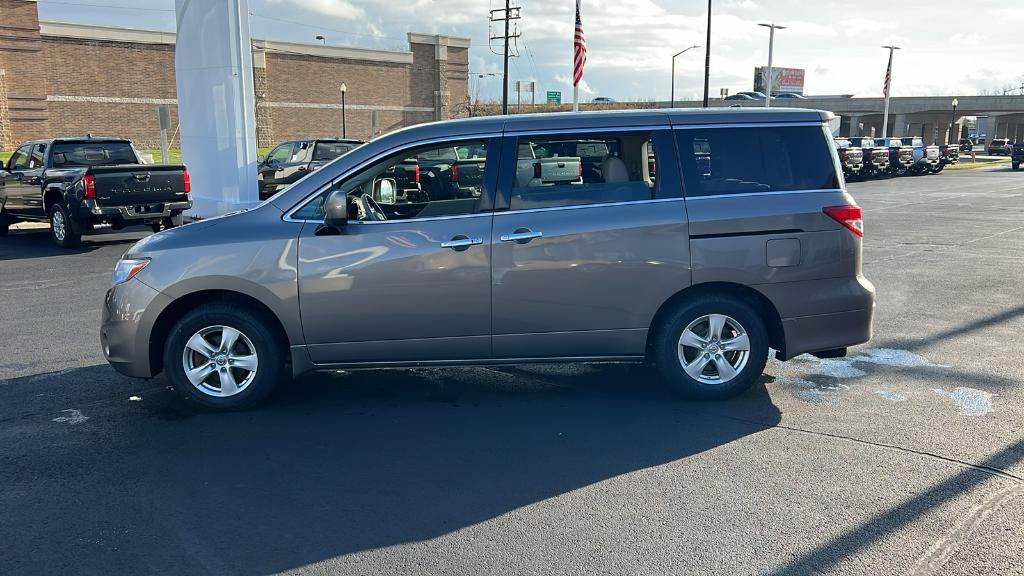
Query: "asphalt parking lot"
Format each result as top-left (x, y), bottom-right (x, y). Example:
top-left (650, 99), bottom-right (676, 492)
top-left (1, 166), bottom-right (1022, 575)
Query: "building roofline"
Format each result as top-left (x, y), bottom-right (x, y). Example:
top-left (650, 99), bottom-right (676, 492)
top-left (38, 21), bottom-right (468, 64)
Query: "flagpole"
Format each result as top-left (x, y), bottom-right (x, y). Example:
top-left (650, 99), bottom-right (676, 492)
top-left (573, 85), bottom-right (578, 113)
top-left (881, 45), bottom-right (900, 137)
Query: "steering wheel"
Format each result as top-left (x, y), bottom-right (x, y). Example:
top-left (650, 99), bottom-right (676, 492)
top-left (358, 194), bottom-right (387, 222)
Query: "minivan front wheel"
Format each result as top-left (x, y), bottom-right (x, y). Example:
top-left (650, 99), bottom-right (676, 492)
top-left (164, 303), bottom-right (284, 410)
top-left (653, 296), bottom-right (769, 399)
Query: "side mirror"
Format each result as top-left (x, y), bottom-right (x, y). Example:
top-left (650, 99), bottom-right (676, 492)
top-left (373, 178), bottom-right (397, 204)
top-left (322, 189), bottom-right (349, 231)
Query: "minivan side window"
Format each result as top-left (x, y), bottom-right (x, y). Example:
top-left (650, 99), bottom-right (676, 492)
top-left (290, 139), bottom-right (493, 221)
top-left (674, 126), bottom-right (839, 197)
top-left (508, 132), bottom-right (663, 210)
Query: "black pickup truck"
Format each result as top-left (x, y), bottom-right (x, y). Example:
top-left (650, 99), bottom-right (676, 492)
top-left (0, 137), bottom-right (190, 247)
top-left (258, 138), bottom-right (364, 199)
top-left (1012, 142), bottom-right (1023, 171)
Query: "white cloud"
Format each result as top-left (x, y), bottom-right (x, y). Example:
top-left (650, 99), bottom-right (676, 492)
top-left (554, 73), bottom-right (594, 95)
top-left (283, 0), bottom-right (364, 19)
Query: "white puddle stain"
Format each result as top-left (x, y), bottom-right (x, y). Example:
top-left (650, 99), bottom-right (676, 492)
top-left (771, 348), bottom-right (995, 416)
top-left (931, 387), bottom-right (996, 416)
top-left (52, 409), bottom-right (88, 425)
top-left (129, 396), bottom-right (142, 402)
top-left (874, 390), bottom-right (907, 402)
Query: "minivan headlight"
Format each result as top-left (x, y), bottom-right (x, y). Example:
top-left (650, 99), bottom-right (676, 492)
top-left (112, 258), bottom-right (150, 286)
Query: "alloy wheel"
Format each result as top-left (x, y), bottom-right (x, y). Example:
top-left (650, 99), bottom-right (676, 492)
top-left (676, 313), bottom-right (751, 385)
top-left (181, 325), bottom-right (259, 397)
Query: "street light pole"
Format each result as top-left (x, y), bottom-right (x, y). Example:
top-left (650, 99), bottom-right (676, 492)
top-left (315, 35), bottom-right (326, 45)
top-left (702, 0), bottom-right (711, 108)
top-left (339, 82), bottom-right (347, 138)
top-left (881, 45), bottom-right (900, 138)
top-left (950, 98), bottom-right (959, 144)
top-left (671, 45), bottom-right (700, 108)
top-left (758, 23), bottom-right (785, 108)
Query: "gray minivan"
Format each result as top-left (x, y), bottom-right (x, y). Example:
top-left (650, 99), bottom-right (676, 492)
top-left (101, 109), bottom-right (874, 410)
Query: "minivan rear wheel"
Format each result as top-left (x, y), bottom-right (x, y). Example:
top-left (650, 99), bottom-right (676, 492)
top-left (653, 296), bottom-right (769, 400)
top-left (164, 302), bottom-right (284, 410)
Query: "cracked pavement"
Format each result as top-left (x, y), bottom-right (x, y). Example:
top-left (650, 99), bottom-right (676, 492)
top-left (1, 166), bottom-right (1022, 575)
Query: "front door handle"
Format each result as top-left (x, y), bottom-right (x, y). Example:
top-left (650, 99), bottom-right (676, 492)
top-left (441, 235), bottom-right (483, 251)
top-left (500, 229), bottom-right (543, 244)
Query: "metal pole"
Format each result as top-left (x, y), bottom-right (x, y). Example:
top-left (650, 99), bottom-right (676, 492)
top-left (765, 27), bottom-right (774, 107)
top-left (502, 0), bottom-right (510, 115)
top-left (950, 101), bottom-right (957, 144)
top-left (702, 0), bottom-right (711, 108)
top-left (881, 45), bottom-right (899, 138)
top-left (342, 90), bottom-right (346, 138)
top-left (671, 57), bottom-right (675, 108)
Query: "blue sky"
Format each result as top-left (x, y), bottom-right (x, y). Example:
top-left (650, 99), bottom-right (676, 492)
top-left (38, 0), bottom-right (1024, 102)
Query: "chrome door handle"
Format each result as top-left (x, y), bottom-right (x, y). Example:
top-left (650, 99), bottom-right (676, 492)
top-left (440, 235), bottom-right (483, 250)
top-left (500, 229), bottom-right (543, 243)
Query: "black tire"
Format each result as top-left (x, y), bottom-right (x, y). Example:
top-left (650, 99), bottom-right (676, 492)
top-left (1013, 162), bottom-right (1020, 171)
top-left (652, 295), bottom-right (769, 400)
top-left (150, 222), bottom-right (163, 233)
top-left (49, 203), bottom-right (81, 248)
top-left (0, 210), bottom-right (9, 237)
top-left (163, 302), bottom-right (286, 410)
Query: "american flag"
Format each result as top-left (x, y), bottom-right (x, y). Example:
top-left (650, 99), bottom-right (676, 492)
top-left (573, 0), bottom-right (586, 87)
top-left (882, 50), bottom-right (893, 98)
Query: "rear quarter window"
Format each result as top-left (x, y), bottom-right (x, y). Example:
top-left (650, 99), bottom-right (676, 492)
top-left (674, 126), bottom-right (839, 197)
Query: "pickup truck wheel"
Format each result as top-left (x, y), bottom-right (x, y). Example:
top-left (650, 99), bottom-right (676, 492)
top-left (0, 211), bottom-right (9, 237)
top-left (1013, 162), bottom-right (1020, 171)
top-left (49, 203), bottom-right (81, 248)
top-left (652, 296), bottom-right (769, 400)
top-left (164, 302), bottom-right (284, 410)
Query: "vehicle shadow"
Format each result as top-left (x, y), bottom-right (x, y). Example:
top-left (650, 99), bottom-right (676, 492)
top-left (0, 227), bottom-right (146, 261)
top-left (0, 362), bottom-right (781, 575)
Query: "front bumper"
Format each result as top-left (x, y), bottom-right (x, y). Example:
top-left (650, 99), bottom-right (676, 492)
top-left (101, 278), bottom-right (172, 378)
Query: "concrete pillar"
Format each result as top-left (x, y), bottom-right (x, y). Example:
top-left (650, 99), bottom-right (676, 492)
top-left (175, 0), bottom-right (260, 217)
top-left (848, 115), bottom-right (862, 137)
top-left (892, 114), bottom-right (908, 137)
top-left (0, 69), bottom-right (11, 151)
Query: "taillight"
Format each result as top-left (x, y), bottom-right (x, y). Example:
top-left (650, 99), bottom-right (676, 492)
top-left (182, 169), bottom-right (191, 194)
top-left (823, 205), bottom-right (864, 238)
top-left (450, 163), bottom-right (460, 183)
top-left (839, 149), bottom-right (848, 161)
top-left (83, 174), bottom-right (96, 199)
top-left (865, 149), bottom-right (873, 160)
top-left (649, 159), bottom-right (656, 174)
top-left (533, 162), bottom-right (542, 179)
top-left (413, 164), bottom-right (421, 183)
top-left (578, 160), bottom-right (583, 177)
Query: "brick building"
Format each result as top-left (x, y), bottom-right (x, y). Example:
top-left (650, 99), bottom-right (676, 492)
top-left (0, 0), bottom-right (470, 150)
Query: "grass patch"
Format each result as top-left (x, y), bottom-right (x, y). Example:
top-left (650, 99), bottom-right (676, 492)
top-left (946, 158), bottom-right (1010, 170)
top-left (141, 149), bottom-right (272, 165)
top-left (0, 150), bottom-right (10, 165)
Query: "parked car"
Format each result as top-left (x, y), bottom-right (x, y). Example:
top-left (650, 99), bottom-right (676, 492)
top-left (878, 137), bottom-right (915, 176)
top-left (724, 93), bottom-right (756, 101)
top-left (899, 137), bottom-right (940, 175)
top-left (934, 144), bottom-right (959, 173)
top-left (834, 138), bottom-right (864, 180)
top-left (592, 97), bottom-right (617, 103)
top-left (959, 138), bottom-right (974, 152)
top-left (1012, 143), bottom-right (1023, 170)
top-left (736, 91), bottom-right (768, 99)
top-left (848, 137), bottom-right (890, 178)
top-left (0, 137), bottom-right (190, 246)
top-left (101, 108), bottom-right (874, 410)
top-left (259, 138), bottom-right (364, 199)
top-left (773, 93), bottom-right (807, 100)
top-left (987, 139), bottom-right (1012, 156)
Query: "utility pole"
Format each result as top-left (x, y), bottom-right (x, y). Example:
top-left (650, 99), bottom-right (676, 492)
top-left (490, 2), bottom-right (521, 115)
top-left (702, 0), bottom-right (712, 107)
top-left (671, 45), bottom-right (700, 108)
